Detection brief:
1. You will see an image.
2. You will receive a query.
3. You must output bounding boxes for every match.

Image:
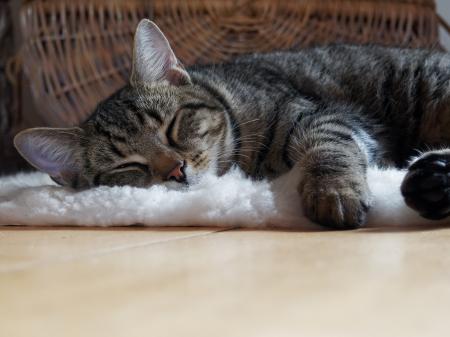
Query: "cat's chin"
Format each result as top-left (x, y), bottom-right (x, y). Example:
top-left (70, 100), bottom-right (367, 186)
top-left (184, 165), bottom-right (217, 186)
top-left (159, 172), bottom-right (206, 191)
top-left (161, 180), bottom-right (189, 191)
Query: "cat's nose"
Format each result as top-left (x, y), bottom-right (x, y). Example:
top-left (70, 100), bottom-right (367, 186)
top-left (166, 160), bottom-right (186, 183)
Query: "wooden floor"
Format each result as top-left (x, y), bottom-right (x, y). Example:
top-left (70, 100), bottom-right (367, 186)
top-left (1, 225), bottom-right (450, 337)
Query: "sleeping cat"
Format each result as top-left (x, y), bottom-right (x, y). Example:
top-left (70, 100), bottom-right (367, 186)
top-left (13, 19), bottom-right (450, 229)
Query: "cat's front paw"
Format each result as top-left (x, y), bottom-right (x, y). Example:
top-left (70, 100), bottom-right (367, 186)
top-left (299, 176), bottom-right (371, 229)
top-left (401, 151), bottom-right (450, 220)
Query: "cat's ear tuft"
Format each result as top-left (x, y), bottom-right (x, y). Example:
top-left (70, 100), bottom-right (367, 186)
top-left (130, 19), bottom-right (191, 86)
top-left (14, 127), bottom-right (85, 187)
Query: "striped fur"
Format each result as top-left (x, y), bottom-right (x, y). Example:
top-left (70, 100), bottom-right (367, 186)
top-left (14, 20), bottom-right (450, 229)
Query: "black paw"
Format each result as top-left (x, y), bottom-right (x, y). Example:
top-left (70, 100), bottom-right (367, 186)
top-left (401, 152), bottom-right (450, 220)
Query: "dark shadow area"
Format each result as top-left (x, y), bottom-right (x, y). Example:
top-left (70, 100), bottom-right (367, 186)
top-left (3, 223), bottom-right (448, 234)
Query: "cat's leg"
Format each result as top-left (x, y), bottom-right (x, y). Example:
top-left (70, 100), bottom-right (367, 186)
top-left (288, 103), bottom-right (374, 229)
top-left (401, 150), bottom-right (450, 220)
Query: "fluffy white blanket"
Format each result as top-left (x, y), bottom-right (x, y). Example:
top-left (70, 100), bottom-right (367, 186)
top-left (0, 166), bottom-right (447, 228)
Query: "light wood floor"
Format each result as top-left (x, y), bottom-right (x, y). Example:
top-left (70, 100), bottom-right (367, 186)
top-left (1, 225), bottom-right (450, 337)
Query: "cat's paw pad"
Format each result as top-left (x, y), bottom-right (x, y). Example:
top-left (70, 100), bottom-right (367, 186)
top-left (299, 179), bottom-right (370, 229)
top-left (401, 151), bottom-right (450, 220)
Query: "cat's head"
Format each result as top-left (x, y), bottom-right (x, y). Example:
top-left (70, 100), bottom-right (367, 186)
top-left (14, 19), bottom-right (234, 189)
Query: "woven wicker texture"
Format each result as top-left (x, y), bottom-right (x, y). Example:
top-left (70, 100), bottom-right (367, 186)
top-left (19, 0), bottom-right (439, 126)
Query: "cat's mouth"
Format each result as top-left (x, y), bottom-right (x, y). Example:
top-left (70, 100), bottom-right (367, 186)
top-left (162, 158), bottom-right (217, 188)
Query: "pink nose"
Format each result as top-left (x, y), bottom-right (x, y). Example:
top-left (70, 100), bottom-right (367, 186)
top-left (167, 161), bottom-right (186, 182)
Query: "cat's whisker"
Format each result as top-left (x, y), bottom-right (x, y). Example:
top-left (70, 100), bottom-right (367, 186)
top-left (236, 134), bottom-right (267, 141)
top-left (216, 149), bottom-right (252, 162)
top-left (235, 118), bottom-right (261, 128)
top-left (239, 141), bottom-right (269, 148)
top-left (217, 151), bottom-right (251, 161)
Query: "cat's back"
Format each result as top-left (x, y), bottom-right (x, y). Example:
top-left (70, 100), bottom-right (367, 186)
top-left (233, 44), bottom-right (439, 78)
top-left (190, 44), bottom-right (445, 104)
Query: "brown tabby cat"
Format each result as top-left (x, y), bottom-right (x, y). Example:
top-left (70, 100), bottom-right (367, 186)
top-left (14, 19), bottom-right (450, 229)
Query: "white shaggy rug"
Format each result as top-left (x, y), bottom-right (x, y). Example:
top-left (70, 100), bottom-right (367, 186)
top-left (0, 165), bottom-right (448, 229)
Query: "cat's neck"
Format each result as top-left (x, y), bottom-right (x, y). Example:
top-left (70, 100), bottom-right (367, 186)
top-left (190, 71), bottom-right (266, 176)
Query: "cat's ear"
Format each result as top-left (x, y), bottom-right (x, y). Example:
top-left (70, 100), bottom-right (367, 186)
top-left (14, 127), bottom-right (84, 187)
top-left (130, 19), bottom-right (191, 86)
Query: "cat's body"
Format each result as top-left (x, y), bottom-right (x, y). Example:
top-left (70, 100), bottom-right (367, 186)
top-left (189, 45), bottom-right (450, 174)
top-left (14, 20), bottom-right (450, 229)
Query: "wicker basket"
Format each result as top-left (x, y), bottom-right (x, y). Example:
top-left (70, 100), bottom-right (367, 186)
top-left (18, 0), bottom-right (441, 127)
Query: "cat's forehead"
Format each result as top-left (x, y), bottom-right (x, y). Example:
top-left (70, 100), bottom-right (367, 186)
top-left (87, 84), bottom-right (205, 131)
top-left (133, 84), bottom-right (210, 111)
top-left (133, 84), bottom-right (181, 111)
top-left (136, 85), bottom-right (214, 123)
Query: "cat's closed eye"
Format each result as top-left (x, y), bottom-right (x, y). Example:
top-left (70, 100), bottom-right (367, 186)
top-left (113, 162), bottom-right (149, 172)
